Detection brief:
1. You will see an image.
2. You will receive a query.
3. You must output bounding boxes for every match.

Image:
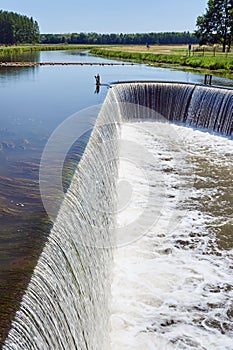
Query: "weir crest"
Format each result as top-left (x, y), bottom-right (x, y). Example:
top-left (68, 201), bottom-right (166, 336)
top-left (3, 82), bottom-right (232, 349)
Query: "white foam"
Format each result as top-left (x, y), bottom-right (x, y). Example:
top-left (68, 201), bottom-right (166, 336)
top-left (110, 122), bottom-right (233, 350)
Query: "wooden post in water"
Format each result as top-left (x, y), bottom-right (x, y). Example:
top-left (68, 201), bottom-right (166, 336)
top-left (95, 74), bottom-right (101, 85)
top-left (204, 74), bottom-right (212, 85)
top-left (94, 74), bottom-right (101, 94)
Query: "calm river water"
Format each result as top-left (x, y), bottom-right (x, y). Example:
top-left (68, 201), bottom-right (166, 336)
top-left (0, 49), bottom-right (232, 347)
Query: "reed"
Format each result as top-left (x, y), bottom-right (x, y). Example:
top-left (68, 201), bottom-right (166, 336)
top-left (0, 45), bottom-right (93, 58)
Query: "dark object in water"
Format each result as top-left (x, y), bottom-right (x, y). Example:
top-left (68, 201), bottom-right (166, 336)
top-left (95, 74), bottom-right (101, 85)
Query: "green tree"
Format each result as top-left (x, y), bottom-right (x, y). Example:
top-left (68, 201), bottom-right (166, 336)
top-left (0, 10), bottom-right (40, 45)
top-left (40, 31), bottom-right (198, 45)
top-left (195, 0), bottom-right (233, 52)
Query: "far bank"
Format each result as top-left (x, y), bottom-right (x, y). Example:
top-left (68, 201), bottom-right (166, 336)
top-left (90, 45), bottom-right (233, 79)
top-left (1, 44), bottom-right (233, 79)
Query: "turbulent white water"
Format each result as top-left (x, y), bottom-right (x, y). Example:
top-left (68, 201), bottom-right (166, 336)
top-left (110, 122), bottom-right (233, 350)
top-left (3, 82), bottom-right (233, 350)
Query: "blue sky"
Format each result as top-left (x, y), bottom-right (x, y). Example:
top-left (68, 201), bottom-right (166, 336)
top-left (0, 0), bottom-right (207, 34)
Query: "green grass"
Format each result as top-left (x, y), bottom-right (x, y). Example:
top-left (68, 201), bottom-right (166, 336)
top-left (1, 44), bottom-right (233, 77)
top-left (0, 44), bottom-right (94, 58)
top-left (90, 47), bottom-right (233, 76)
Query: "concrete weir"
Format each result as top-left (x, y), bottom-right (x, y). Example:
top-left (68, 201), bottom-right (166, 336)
top-left (3, 82), bottom-right (233, 350)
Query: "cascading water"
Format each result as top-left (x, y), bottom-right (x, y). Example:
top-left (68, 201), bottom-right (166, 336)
top-left (112, 82), bottom-right (195, 123)
top-left (3, 82), bottom-right (232, 350)
top-left (113, 82), bottom-right (232, 136)
top-left (108, 83), bottom-right (233, 349)
top-left (3, 96), bottom-right (121, 350)
top-left (186, 85), bottom-right (233, 135)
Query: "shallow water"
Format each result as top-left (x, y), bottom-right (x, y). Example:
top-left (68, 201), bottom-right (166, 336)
top-left (111, 122), bottom-right (233, 350)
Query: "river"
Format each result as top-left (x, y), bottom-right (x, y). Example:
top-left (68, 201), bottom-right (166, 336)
top-left (0, 49), bottom-right (232, 348)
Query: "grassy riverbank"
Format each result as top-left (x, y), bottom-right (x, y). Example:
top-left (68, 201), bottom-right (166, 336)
top-left (0, 44), bottom-right (94, 58)
top-left (1, 44), bottom-right (233, 77)
top-left (90, 45), bottom-right (233, 77)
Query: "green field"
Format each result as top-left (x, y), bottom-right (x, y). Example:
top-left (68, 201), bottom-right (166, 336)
top-left (90, 45), bottom-right (233, 78)
top-left (0, 44), bottom-right (233, 78)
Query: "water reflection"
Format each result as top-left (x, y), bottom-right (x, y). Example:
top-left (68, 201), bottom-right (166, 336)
top-left (0, 66), bottom-right (38, 82)
top-left (1, 51), bottom-right (40, 63)
top-left (0, 49), bottom-right (232, 346)
top-left (0, 50), bottom-right (107, 345)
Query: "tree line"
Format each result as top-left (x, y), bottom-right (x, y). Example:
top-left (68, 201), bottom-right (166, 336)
top-left (40, 32), bottom-right (199, 45)
top-left (0, 10), bottom-right (40, 45)
top-left (1, 1), bottom-right (233, 51)
top-left (195, 0), bottom-right (233, 52)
